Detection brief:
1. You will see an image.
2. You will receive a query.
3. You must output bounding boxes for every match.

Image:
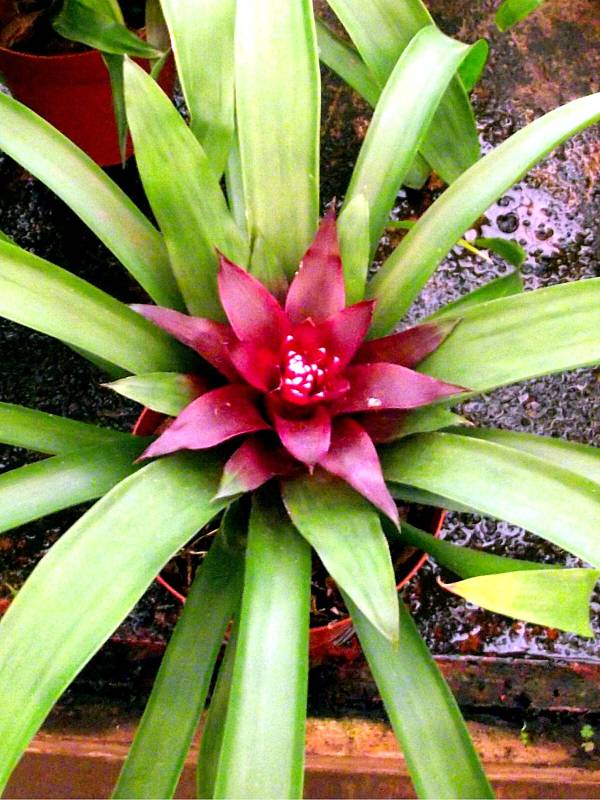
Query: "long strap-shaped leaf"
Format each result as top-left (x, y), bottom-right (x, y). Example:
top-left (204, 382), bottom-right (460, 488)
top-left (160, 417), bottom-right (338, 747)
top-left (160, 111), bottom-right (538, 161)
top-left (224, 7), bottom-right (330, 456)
top-left (196, 618), bottom-right (239, 799)
top-left (444, 569), bottom-right (598, 637)
top-left (342, 590), bottom-right (493, 799)
top-left (343, 25), bottom-right (474, 256)
top-left (0, 92), bottom-right (181, 309)
top-left (0, 402), bottom-right (133, 454)
top-left (113, 530), bottom-right (244, 799)
top-left (315, 18), bottom-right (380, 106)
top-left (0, 238), bottom-right (193, 375)
top-left (0, 439), bottom-right (148, 535)
top-left (337, 194), bottom-right (370, 303)
top-left (450, 427), bottom-right (600, 486)
top-left (282, 470), bottom-right (399, 642)
top-left (391, 523), bottom-right (597, 636)
top-left (396, 521), bottom-right (552, 578)
top-left (235, 0), bottom-right (320, 276)
top-left (418, 278), bottom-right (600, 392)
top-left (106, 372), bottom-right (202, 417)
top-left (213, 493), bottom-right (311, 799)
top-left (496, 0), bottom-right (546, 31)
top-left (124, 58), bottom-right (249, 320)
top-left (382, 432), bottom-right (600, 568)
top-left (195, 503), bottom-right (244, 798)
top-left (160, 0), bottom-right (235, 177)
top-left (53, 0), bottom-right (161, 58)
top-left (0, 453), bottom-right (228, 792)
top-left (326, 0), bottom-right (480, 186)
top-left (368, 92), bottom-right (600, 336)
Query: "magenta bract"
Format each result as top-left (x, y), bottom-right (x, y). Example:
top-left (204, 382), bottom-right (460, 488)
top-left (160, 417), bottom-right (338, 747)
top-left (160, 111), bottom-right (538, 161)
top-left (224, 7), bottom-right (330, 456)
top-left (134, 212), bottom-right (463, 521)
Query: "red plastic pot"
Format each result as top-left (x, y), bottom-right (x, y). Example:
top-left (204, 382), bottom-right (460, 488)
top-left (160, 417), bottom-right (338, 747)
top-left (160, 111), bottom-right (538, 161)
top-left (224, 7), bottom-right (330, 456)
top-left (0, 46), bottom-right (174, 166)
top-left (133, 408), bottom-right (445, 664)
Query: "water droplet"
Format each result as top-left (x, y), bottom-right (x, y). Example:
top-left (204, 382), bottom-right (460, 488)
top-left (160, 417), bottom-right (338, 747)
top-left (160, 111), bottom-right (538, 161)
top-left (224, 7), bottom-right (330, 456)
top-left (367, 397), bottom-right (382, 408)
top-left (496, 212), bottom-right (519, 234)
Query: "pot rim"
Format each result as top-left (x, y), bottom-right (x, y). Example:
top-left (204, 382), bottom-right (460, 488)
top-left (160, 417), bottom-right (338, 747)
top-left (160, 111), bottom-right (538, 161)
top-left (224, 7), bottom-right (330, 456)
top-left (0, 43), bottom-right (101, 63)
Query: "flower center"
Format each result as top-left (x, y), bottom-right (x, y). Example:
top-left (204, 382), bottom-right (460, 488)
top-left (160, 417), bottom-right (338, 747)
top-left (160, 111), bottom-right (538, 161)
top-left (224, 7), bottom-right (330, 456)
top-left (280, 334), bottom-right (340, 405)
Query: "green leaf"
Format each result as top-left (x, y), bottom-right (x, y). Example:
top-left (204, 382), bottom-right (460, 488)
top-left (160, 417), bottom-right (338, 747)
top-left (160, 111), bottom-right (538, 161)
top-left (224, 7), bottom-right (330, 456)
top-left (53, 0), bottom-right (161, 57)
top-left (496, 0), bottom-right (546, 31)
top-left (249, 235), bottom-right (288, 301)
top-left (338, 194), bottom-right (370, 303)
top-left (458, 38), bottom-right (489, 92)
top-left (419, 77), bottom-right (480, 188)
top-left (343, 26), bottom-right (474, 255)
top-left (419, 278), bottom-right (600, 392)
top-left (224, 131), bottom-right (247, 235)
top-left (0, 239), bottom-right (192, 375)
top-left (0, 91), bottom-right (182, 309)
top-left (0, 228), bottom-right (14, 244)
top-left (342, 590), bottom-right (493, 799)
top-left (425, 271), bottom-right (523, 322)
top-left (213, 493), bottom-right (311, 799)
top-left (391, 483), bottom-right (476, 514)
top-left (388, 220), bottom-right (523, 272)
top-left (368, 91), bottom-right (600, 335)
top-left (195, 521), bottom-right (250, 800)
top-left (282, 470), bottom-right (399, 642)
top-left (196, 615), bottom-right (239, 799)
top-left (382, 432), bottom-right (600, 569)
top-left (160, 0), bottom-right (235, 177)
top-left (451, 428), bottom-right (600, 486)
top-left (397, 405), bottom-right (466, 438)
top-left (0, 452), bottom-right (228, 792)
top-left (0, 402), bottom-right (133, 455)
top-left (326, 0), bottom-right (480, 185)
top-left (326, 0), bottom-right (430, 86)
top-left (113, 529), bottom-right (244, 799)
top-left (235, 0), bottom-right (320, 276)
top-left (102, 53), bottom-right (128, 166)
top-left (444, 569), bottom-right (598, 637)
top-left (403, 153), bottom-right (431, 190)
top-left (474, 237), bottom-right (526, 266)
top-left (106, 372), bottom-right (201, 417)
top-left (124, 58), bottom-right (249, 320)
top-left (315, 18), bottom-right (380, 106)
top-left (394, 520), bottom-right (554, 578)
top-left (0, 439), bottom-right (148, 535)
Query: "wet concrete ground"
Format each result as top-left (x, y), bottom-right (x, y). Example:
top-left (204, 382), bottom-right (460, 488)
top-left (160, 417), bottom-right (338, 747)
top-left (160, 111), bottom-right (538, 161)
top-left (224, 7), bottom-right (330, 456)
top-left (0, 0), bottom-right (599, 706)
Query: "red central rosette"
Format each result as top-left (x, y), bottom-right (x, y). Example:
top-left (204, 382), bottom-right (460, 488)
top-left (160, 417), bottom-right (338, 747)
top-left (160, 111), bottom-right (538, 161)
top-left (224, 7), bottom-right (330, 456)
top-left (133, 210), bottom-right (463, 522)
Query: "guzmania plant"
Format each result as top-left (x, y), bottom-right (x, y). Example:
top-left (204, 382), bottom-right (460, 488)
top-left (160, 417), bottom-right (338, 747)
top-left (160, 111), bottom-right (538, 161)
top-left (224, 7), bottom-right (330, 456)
top-left (0, 0), bottom-right (599, 798)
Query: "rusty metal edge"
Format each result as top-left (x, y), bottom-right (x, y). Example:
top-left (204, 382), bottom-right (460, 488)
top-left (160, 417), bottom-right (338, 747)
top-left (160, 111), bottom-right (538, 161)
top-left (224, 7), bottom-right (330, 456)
top-left (5, 725), bottom-right (600, 800)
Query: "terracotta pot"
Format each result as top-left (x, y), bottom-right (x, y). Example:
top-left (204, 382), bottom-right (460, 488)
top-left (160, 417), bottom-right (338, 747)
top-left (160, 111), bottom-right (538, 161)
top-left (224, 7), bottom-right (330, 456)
top-left (0, 46), bottom-right (175, 166)
top-left (133, 407), bottom-right (445, 664)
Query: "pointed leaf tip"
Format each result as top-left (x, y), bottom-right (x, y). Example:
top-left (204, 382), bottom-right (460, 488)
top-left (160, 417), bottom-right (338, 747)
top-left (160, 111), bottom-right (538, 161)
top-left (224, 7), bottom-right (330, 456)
top-left (270, 401), bottom-right (332, 466)
top-left (319, 418), bottom-right (398, 522)
top-left (130, 304), bottom-right (239, 381)
top-left (442, 568), bottom-right (600, 638)
top-left (140, 385), bottom-right (270, 459)
top-left (218, 253), bottom-right (289, 344)
top-left (216, 436), bottom-right (297, 500)
top-left (334, 364), bottom-right (465, 415)
top-left (355, 318), bottom-right (460, 368)
top-left (285, 212), bottom-right (346, 324)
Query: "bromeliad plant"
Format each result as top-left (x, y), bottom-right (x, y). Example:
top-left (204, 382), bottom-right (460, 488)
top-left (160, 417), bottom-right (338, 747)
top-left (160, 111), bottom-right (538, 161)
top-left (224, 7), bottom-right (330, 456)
top-left (125, 218), bottom-right (463, 523)
top-left (0, 0), bottom-right (599, 798)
